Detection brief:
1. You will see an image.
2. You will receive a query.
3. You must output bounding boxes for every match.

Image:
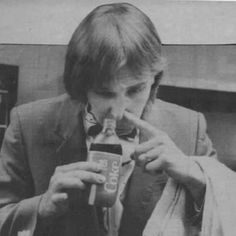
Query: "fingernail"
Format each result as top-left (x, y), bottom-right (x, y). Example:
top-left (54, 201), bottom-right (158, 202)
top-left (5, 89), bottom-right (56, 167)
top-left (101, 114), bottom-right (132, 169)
top-left (98, 175), bottom-right (106, 183)
top-left (95, 163), bottom-right (104, 172)
top-left (139, 155), bottom-right (145, 161)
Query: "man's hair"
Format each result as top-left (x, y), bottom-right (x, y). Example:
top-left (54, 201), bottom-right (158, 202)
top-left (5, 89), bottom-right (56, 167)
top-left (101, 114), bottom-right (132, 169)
top-left (63, 2), bottom-right (164, 103)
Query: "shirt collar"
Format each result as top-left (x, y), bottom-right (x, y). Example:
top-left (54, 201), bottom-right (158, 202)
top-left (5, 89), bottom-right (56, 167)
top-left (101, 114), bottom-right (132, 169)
top-left (83, 103), bottom-right (99, 135)
top-left (83, 104), bottom-right (138, 141)
top-left (83, 104), bottom-right (138, 165)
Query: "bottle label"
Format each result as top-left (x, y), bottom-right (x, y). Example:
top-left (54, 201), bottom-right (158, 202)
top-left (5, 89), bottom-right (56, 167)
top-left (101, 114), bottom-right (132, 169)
top-left (88, 150), bottom-right (122, 206)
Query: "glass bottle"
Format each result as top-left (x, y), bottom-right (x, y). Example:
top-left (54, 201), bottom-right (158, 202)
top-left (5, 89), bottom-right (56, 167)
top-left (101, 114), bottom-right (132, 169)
top-left (87, 114), bottom-right (122, 207)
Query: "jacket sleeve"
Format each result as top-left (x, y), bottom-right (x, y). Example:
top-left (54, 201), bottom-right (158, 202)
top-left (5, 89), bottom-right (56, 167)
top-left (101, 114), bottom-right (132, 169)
top-left (0, 107), bottom-right (41, 236)
top-left (188, 112), bottom-right (217, 225)
top-left (194, 112), bottom-right (217, 159)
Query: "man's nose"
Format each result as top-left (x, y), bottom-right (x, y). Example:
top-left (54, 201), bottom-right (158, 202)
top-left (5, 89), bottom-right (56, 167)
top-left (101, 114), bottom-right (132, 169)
top-left (109, 96), bottom-right (129, 120)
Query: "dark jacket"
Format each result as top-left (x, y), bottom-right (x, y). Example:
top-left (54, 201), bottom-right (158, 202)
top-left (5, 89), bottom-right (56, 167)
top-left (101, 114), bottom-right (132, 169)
top-left (0, 94), bottom-right (216, 236)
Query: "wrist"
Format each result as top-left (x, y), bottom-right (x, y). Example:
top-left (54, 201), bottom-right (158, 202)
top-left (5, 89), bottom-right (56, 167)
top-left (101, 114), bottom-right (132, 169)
top-left (166, 156), bottom-right (205, 203)
top-left (184, 158), bottom-right (205, 187)
top-left (38, 193), bottom-right (59, 227)
top-left (38, 194), bottom-right (53, 227)
top-left (165, 155), bottom-right (191, 183)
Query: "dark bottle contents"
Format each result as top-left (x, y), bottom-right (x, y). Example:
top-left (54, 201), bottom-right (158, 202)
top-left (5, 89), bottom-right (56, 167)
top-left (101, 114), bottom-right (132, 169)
top-left (87, 114), bottom-right (123, 207)
top-left (90, 143), bottom-right (122, 154)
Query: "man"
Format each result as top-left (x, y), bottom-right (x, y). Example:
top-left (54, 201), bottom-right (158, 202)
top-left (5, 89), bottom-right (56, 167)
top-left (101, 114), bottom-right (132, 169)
top-left (0, 3), bottom-right (216, 236)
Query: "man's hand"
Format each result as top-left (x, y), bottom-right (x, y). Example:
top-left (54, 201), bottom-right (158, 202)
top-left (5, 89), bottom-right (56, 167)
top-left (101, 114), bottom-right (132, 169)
top-left (38, 162), bottom-right (105, 221)
top-left (124, 111), bottom-right (206, 205)
top-left (124, 111), bottom-right (190, 181)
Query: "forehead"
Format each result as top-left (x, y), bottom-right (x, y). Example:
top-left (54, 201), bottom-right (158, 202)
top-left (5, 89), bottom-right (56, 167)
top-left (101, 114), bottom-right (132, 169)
top-left (98, 67), bottom-right (154, 89)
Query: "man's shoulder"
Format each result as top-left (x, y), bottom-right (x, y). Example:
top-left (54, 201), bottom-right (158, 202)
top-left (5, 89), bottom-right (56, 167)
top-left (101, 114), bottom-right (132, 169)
top-left (147, 99), bottom-right (199, 129)
top-left (153, 99), bottom-right (198, 116)
top-left (146, 99), bottom-right (201, 154)
top-left (12, 94), bottom-right (74, 127)
top-left (15, 94), bottom-right (69, 116)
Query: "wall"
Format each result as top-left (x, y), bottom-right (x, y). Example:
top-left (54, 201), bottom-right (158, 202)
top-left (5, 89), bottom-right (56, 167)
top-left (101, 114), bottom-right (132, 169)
top-left (0, 44), bottom-right (236, 169)
top-left (0, 1), bottom-right (236, 45)
top-left (0, 44), bottom-right (66, 105)
top-left (1, 44), bottom-right (236, 104)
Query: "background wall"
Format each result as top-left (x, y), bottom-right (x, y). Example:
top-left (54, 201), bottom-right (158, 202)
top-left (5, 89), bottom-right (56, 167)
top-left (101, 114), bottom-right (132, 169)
top-left (0, 1), bottom-right (236, 169)
top-left (0, 44), bottom-right (236, 169)
top-left (1, 44), bottom-right (236, 104)
top-left (1, 0), bottom-right (236, 45)
top-left (0, 45), bottom-right (65, 104)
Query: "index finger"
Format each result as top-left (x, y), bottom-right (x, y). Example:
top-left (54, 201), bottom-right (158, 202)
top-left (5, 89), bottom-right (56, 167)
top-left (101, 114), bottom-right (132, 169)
top-left (123, 111), bottom-right (156, 136)
top-left (55, 162), bottom-right (103, 173)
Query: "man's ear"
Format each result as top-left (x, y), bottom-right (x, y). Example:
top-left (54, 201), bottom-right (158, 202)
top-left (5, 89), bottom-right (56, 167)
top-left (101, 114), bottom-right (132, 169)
top-left (153, 71), bottom-right (163, 87)
top-left (150, 71), bottom-right (163, 99)
top-left (141, 71), bottom-right (164, 119)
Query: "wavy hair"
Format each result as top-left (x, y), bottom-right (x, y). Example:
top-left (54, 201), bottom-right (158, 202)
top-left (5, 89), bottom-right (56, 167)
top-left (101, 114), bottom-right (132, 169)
top-left (63, 3), bottom-right (164, 103)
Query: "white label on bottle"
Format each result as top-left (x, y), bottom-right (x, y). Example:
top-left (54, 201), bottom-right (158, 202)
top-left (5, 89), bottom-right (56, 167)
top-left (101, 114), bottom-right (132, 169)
top-left (88, 150), bottom-right (122, 205)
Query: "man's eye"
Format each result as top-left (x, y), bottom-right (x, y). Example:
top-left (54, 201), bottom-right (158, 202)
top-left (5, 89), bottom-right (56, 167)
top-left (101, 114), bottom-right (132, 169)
top-left (127, 85), bottom-right (146, 96)
top-left (95, 91), bottom-right (115, 98)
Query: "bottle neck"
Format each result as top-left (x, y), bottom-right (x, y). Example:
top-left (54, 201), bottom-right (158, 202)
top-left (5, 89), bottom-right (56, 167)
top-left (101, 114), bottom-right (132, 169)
top-left (102, 118), bottom-right (116, 135)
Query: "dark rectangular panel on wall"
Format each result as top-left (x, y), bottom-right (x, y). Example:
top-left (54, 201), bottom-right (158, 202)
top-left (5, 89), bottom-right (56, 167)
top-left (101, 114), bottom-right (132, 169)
top-left (158, 85), bottom-right (236, 113)
top-left (0, 64), bottom-right (18, 146)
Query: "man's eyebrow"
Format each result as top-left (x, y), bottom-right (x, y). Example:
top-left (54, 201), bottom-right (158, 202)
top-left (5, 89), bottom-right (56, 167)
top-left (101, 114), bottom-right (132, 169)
top-left (93, 81), bottom-right (148, 91)
top-left (127, 82), bottom-right (147, 89)
top-left (94, 87), bottom-right (113, 91)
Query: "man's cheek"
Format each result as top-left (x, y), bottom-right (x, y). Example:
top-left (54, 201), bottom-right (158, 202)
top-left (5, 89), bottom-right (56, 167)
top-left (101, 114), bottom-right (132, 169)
top-left (95, 108), bottom-right (112, 124)
top-left (132, 98), bottom-right (147, 113)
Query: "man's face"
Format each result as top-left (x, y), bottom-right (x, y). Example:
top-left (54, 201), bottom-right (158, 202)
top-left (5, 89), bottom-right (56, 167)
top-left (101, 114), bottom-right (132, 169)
top-left (87, 67), bottom-right (154, 133)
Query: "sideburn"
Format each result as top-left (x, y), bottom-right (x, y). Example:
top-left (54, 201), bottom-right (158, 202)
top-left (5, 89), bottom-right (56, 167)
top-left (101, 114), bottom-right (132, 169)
top-left (141, 71), bottom-right (163, 120)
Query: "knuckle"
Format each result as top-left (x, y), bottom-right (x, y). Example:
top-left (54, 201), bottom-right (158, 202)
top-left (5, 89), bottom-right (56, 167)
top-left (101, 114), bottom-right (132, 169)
top-left (89, 172), bottom-right (99, 182)
top-left (55, 166), bottom-right (62, 173)
top-left (88, 172), bottom-right (96, 180)
top-left (78, 171), bottom-right (97, 183)
top-left (76, 161), bottom-right (85, 168)
top-left (52, 175), bottom-right (62, 187)
top-left (87, 162), bottom-right (96, 169)
top-left (55, 180), bottom-right (63, 189)
top-left (86, 162), bottom-right (101, 172)
top-left (50, 175), bottom-right (56, 185)
top-left (50, 173), bottom-right (60, 186)
top-left (90, 162), bottom-right (98, 168)
top-left (92, 162), bottom-right (102, 171)
top-left (51, 194), bottom-right (58, 203)
top-left (77, 170), bottom-right (86, 179)
top-left (52, 170), bottom-right (62, 181)
top-left (78, 162), bottom-right (92, 170)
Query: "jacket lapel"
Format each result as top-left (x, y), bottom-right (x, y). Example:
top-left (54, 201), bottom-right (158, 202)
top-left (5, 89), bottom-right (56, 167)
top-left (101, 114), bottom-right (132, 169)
top-left (52, 96), bottom-right (88, 165)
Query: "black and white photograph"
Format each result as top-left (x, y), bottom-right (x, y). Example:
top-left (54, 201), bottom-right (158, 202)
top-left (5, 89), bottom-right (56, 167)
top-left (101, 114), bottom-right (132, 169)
top-left (0, 1), bottom-right (236, 235)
